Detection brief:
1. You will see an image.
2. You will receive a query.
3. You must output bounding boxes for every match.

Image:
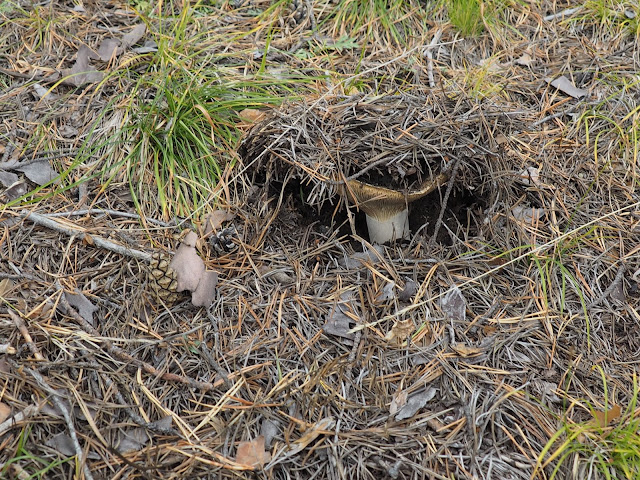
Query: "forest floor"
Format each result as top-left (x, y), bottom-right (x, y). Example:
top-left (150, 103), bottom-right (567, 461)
top-left (0, 0), bottom-right (639, 479)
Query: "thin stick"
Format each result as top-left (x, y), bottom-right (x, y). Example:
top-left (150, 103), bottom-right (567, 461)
top-left (424, 29), bottom-right (442, 88)
top-left (430, 157), bottom-right (462, 245)
top-left (20, 210), bottom-right (153, 262)
top-left (44, 209), bottom-right (174, 228)
top-left (22, 367), bottom-right (94, 480)
top-left (7, 309), bottom-right (45, 361)
top-left (0, 404), bottom-right (40, 436)
top-left (55, 282), bottom-right (221, 392)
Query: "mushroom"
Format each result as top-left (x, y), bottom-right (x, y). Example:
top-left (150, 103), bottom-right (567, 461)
top-left (344, 172), bottom-right (449, 244)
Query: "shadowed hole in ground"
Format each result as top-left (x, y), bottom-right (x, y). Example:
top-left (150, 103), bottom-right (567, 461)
top-left (272, 179), bottom-right (488, 246)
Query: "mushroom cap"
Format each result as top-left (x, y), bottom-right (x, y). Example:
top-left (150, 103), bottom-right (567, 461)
top-left (344, 172), bottom-right (449, 220)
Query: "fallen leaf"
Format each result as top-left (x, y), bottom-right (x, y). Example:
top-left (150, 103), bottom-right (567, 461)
top-left (376, 281), bottom-right (395, 303)
top-left (120, 24), bottom-right (147, 49)
top-left (236, 435), bottom-right (271, 469)
top-left (132, 41), bottom-right (158, 54)
top-left (323, 295), bottom-right (359, 340)
top-left (0, 358), bottom-right (10, 373)
top-left (65, 290), bottom-right (98, 327)
top-left (0, 278), bottom-right (15, 297)
top-left (203, 210), bottom-right (235, 235)
top-left (261, 419), bottom-right (280, 449)
top-left (341, 244), bottom-right (385, 269)
top-left (389, 390), bottom-right (408, 416)
top-left (115, 426), bottom-right (151, 453)
top-left (286, 417), bottom-right (335, 455)
top-left (169, 231), bottom-right (219, 306)
top-left (45, 432), bottom-right (76, 456)
top-left (1, 178), bottom-right (28, 201)
top-left (547, 76), bottom-right (588, 99)
top-left (592, 404), bottom-right (621, 428)
top-left (511, 206), bottom-right (545, 223)
top-left (113, 417), bottom-right (172, 453)
top-left (0, 402), bottom-right (11, 423)
top-left (33, 83), bottom-right (56, 100)
top-left (170, 231), bottom-right (205, 292)
top-left (518, 166), bottom-right (541, 186)
top-left (14, 161), bottom-right (59, 186)
top-left (238, 109), bottom-right (267, 124)
top-left (62, 45), bottom-right (104, 87)
top-left (384, 318), bottom-right (414, 343)
top-left (397, 280), bottom-right (417, 302)
top-left (451, 343), bottom-right (483, 357)
top-left (515, 52), bottom-right (533, 67)
top-left (441, 285), bottom-right (466, 322)
top-left (96, 38), bottom-right (121, 62)
top-left (191, 270), bottom-right (218, 307)
top-left (395, 387), bottom-right (437, 421)
top-left (482, 325), bottom-right (498, 335)
top-left (0, 170), bottom-right (20, 188)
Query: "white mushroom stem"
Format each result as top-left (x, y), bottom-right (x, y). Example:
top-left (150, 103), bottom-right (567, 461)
top-left (365, 208), bottom-right (409, 244)
top-left (344, 173), bottom-right (449, 244)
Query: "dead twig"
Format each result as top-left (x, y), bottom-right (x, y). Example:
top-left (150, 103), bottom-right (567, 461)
top-left (19, 210), bottom-right (153, 262)
top-left (45, 209), bottom-right (175, 228)
top-left (55, 282), bottom-right (221, 392)
top-left (7, 309), bottom-right (45, 361)
top-left (21, 366), bottom-right (94, 480)
top-left (424, 29), bottom-right (442, 88)
top-left (0, 404), bottom-right (40, 437)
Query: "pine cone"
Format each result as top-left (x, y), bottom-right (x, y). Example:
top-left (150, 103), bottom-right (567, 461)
top-left (147, 252), bottom-right (180, 303)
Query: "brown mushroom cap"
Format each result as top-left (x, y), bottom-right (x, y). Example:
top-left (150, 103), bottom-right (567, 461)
top-left (344, 172), bottom-right (449, 221)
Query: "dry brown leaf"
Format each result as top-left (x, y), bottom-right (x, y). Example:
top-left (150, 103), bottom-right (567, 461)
top-left (385, 318), bottom-right (414, 343)
top-left (238, 108), bottom-right (267, 124)
top-left (592, 404), bottom-right (621, 428)
top-left (451, 343), bottom-right (483, 357)
top-left (191, 270), bottom-right (218, 307)
top-left (0, 278), bottom-right (15, 297)
top-left (236, 435), bottom-right (271, 469)
top-left (170, 232), bottom-right (205, 292)
top-left (203, 210), bottom-right (235, 235)
top-left (389, 390), bottom-right (408, 416)
top-left (62, 45), bottom-right (104, 87)
top-left (169, 231), bottom-right (218, 306)
top-left (482, 325), bottom-right (498, 336)
top-left (547, 76), bottom-right (588, 99)
top-left (65, 290), bottom-right (98, 327)
top-left (516, 52), bottom-right (534, 66)
top-left (0, 402), bottom-right (11, 423)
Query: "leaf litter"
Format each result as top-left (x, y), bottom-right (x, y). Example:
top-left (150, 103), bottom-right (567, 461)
top-left (0, 1), bottom-right (639, 480)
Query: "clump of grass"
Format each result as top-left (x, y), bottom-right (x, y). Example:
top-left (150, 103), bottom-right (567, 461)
top-left (0, 426), bottom-right (72, 479)
top-left (112, 70), bottom-right (288, 219)
top-left (322, 0), bottom-right (432, 46)
top-left (581, 0), bottom-right (640, 37)
top-left (446, 0), bottom-right (485, 36)
top-left (535, 372), bottom-right (640, 480)
top-left (82, 2), bottom-right (318, 220)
